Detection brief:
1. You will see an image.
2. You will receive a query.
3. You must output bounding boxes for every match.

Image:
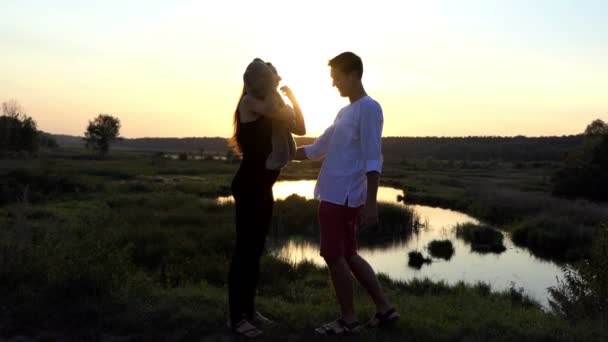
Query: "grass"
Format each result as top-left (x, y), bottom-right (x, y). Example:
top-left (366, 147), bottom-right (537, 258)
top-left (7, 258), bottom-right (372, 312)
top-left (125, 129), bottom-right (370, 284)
top-left (1, 151), bottom-right (607, 340)
top-left (271, 194), bottom-right (418, 248)
top-left (408, 251), bottom-right (432, 269)
top-left (511, 214), bottom-right (594, 261)
top-left (428, 240), bottom-right (455, 260)
top-left (456, 223), bottom-right (507, 254)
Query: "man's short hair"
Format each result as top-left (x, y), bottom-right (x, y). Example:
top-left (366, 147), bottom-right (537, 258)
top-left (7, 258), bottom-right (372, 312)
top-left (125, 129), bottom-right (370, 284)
top-left (328, 52), bottom-right (363, 78)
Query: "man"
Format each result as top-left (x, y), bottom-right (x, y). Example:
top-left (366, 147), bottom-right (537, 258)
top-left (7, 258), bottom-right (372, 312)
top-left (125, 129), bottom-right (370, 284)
top-left (294, 52), bottom-right (399, 335)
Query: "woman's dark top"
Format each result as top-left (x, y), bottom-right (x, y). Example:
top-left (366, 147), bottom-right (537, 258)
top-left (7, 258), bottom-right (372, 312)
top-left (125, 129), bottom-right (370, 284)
top-left (238, 116), bottom-right (273, 167)
top-left (232, 116), bottom-right (279, 192)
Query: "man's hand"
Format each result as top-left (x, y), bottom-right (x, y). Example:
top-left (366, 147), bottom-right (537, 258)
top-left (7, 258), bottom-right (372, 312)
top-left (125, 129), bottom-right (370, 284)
top-left (360, 171), bottom-right (380, 229)
top-left (294, 147), bottom-right (308, 161)
top-left (359, 201), bottom-right (379, 229)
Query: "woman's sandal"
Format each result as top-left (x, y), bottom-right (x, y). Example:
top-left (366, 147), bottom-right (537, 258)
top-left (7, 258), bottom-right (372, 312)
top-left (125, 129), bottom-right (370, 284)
top-left (233, 319), bottom-right (263, 338)
top-left (252, 311), bottom-right (274, 326)
top-left (227, 311), bottom-right (273, 329)
top-left (315, 318), bottom-right (362, 335)
top-left (367, 307), bottom-right (400, 328)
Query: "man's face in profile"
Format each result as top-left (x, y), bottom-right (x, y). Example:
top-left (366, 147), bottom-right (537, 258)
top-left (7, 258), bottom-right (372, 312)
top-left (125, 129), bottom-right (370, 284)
top-left (330, 68), bottom-right (350, 97)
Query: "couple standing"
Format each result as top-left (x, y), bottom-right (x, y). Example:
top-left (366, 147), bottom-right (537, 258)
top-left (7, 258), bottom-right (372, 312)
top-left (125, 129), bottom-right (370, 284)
top-left (228, 52), bottom-right (399, 337)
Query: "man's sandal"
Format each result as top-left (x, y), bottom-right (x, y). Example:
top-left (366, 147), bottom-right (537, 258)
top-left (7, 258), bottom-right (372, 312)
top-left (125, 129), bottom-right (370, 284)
top-left (367, 307), bottom-right (400, 328)
top-left (315, 318), bottom-right (362, 335)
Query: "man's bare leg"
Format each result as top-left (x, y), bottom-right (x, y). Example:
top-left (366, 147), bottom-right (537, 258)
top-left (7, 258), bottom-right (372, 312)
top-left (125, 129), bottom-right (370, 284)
top-left (346, 254), bottom-right (392, 313)
top-left (325, 256), bottom-right (357, 322)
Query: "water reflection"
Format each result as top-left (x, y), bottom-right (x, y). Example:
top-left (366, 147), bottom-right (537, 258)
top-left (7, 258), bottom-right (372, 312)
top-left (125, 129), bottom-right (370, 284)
top-left (217, 180), bottom-right (409, 204)
top-left (264, 180), bottom-right (563, 308)
top-left (164, 154), bottom-right (227, 161)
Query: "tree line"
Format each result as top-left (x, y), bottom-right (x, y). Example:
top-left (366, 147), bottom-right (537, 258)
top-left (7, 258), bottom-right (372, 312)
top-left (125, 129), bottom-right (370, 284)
top-left (294, 136), bottom-right (583, 162)
top-left (0, 99), bottom-right (120, 159)
top-left (0, 100), bottom-right (57, 154)
top-left (380, 136), bottom-right (584, 162)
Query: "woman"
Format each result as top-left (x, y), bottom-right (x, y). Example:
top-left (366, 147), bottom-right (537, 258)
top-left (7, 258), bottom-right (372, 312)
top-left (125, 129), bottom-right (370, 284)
top-left (227, 58), bottom-right (306, 338)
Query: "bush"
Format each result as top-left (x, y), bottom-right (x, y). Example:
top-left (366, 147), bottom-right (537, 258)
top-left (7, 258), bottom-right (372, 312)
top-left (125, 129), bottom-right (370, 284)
top-left (408, 251), bottom-right (432, 269)
top-left (456, 223), bottom-right (506, 254)
top-left (549, 226), bottom-right (608, 321)
top-left (511, 215), bottom-right (594, 261)
top-left (428, 240), bottom-right (455, 260)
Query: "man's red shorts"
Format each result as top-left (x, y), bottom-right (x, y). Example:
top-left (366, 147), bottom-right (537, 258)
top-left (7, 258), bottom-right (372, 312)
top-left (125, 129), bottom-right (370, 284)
top-left (318, 201), bottom-right (363, 259)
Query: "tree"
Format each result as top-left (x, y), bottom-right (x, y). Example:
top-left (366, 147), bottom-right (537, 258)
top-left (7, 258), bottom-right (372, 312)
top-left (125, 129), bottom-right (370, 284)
top-left (553, 118), bottom-right (608, 201)
top-left (585, 119), bottom-right (608, 137)
top-left (0, 99), bottom-right (39, 153)
top-left (84, 114), bottom-right (121, 159)
top-left (2, 99), bottom-right (25, 118)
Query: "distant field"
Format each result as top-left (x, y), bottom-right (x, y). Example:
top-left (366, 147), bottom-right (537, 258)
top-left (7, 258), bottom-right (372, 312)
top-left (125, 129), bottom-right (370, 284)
top-left (49, 134), bottom-right (585, 161)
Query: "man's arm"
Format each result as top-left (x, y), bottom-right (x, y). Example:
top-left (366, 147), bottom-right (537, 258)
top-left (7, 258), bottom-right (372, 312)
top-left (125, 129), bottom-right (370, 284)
top-left (366, 171), bottom-right (379, 205)
top-left (361, 171), bottom-right (380, 227)
top-left (292, 123), bottom-right (336, 162)
top-left (359, 101), bottom-right (384, 228)
top-left (294, 147), bottom-right (308, 160)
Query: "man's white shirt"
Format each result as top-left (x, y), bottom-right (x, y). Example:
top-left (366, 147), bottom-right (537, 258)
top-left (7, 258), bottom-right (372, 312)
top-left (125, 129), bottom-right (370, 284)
top-left (304, 96), bottom-right (383, 208)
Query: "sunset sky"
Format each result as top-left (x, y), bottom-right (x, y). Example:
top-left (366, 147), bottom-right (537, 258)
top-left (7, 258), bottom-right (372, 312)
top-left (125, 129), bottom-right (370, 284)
top-left (1, 0), bottom-right (606, 138)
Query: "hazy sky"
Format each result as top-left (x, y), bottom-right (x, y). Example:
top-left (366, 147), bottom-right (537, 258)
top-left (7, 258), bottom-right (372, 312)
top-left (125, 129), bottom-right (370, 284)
top-left (1, 0), bottom-right (606, 138)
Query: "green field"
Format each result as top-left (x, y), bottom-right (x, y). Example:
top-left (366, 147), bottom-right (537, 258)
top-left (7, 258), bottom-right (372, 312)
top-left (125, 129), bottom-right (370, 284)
top-left (1, 152), bottom-right (607, 340)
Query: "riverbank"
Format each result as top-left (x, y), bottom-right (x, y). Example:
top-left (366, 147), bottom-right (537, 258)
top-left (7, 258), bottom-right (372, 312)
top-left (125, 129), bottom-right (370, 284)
top-left (1, 155), bottom-right (606, 340)
top-left (282, 159), bottom-right (608, 262)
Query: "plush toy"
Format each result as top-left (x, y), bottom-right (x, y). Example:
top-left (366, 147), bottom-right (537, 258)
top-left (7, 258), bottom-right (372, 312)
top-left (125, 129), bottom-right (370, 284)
top-left (243, 58), bottom-right (296, 170)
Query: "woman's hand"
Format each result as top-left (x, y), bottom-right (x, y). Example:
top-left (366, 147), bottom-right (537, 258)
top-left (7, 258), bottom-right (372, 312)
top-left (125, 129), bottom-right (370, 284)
top-left (280, 86), bottom-right (295, 100)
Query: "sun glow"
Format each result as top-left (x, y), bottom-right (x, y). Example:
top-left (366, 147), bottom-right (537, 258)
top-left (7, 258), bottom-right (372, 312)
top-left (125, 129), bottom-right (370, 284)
top-left (264, 47), bottom-right (350, 136)
top-left (277, 64), bottom-right (348, 136)
top-left (282, 84), bottom-right (345, 137)
top-left (2, 1), bottom-right (606, 138)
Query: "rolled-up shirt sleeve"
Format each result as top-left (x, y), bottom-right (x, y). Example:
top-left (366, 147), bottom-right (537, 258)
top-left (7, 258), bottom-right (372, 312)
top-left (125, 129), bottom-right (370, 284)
top-left (360, 102), bottom-right (384, 173)
top-left (304, 124), bottom-right (335, 161)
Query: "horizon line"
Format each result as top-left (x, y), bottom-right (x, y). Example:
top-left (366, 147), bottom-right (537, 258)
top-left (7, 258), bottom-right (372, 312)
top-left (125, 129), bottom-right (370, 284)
top-left (47, 131), bottom-right (585, 140)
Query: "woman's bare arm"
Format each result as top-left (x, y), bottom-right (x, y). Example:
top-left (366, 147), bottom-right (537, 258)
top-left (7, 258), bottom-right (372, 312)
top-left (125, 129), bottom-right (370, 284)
top-left (240, 94), bottom-right (294, 122)
top-left (281, 86), bottom-right (306, 136)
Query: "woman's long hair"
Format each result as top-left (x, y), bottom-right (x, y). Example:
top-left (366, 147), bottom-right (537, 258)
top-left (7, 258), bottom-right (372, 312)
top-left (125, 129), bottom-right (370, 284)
top-left (228, 85), bottom-right (246, 154)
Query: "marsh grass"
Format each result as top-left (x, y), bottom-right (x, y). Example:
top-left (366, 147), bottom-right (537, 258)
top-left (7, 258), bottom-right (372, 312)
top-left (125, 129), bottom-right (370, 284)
top-left (1, 155), bottom-right (606, 340)
top-left (271, 195), bottom-right (418, 248)
top-left (379, 161), bottom-right (608, 262)
top-left (455, 223), bottom-right (507, 254)
top-left (428, 240), bottom-right (455, 260)
top-left (408, 251), bottom-right (432, 269)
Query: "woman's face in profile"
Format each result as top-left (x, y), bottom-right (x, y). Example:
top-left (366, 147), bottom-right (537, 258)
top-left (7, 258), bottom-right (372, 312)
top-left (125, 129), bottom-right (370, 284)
top-left (245, 61), bottom-right (282, 98)
top-left (266, 63), bottom-right (282, 89)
